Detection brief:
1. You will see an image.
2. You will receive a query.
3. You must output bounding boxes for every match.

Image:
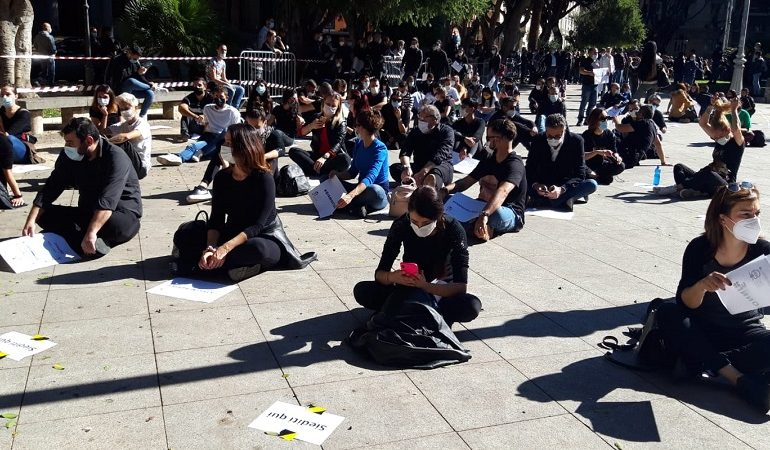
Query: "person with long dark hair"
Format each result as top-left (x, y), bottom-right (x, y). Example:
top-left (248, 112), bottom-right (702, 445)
top-left (89, 84), bottom-right (120, 131)
top-left (582, 108), bottom-right (624, 185)
top-left (634, 41), bottom-right (660, 101)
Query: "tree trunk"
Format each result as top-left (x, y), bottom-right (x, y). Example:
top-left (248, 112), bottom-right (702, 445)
top-left (0, 0), bottom-right (33, 88)
top-left (528, 0), bottom-right (544, 50)
top-left (500, 0), bottom-right (531, 57)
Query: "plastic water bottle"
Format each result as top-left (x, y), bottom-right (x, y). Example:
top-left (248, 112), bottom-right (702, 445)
top-left (652, 166), bottom-right (661, 187)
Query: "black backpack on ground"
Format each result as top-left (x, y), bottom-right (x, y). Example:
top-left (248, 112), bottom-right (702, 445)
top-left (276, 163), bottom-right (311, 197)
top-left (749, 130), bottom-right (766, 148)
top-left (599, 297), bottom-right (679, 371)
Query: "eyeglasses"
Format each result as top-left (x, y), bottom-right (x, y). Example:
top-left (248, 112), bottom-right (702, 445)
top-left (600, 117), bottom-right (609, 121)
top-left (726, 181), bottom-right (754, 192)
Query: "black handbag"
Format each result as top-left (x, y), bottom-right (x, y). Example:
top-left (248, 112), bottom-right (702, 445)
top-left (171, 210), bottom-right (209, 274)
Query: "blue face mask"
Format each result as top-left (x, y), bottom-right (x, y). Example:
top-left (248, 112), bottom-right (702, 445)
top-left (256, 85), bottom-right (266, 95)
top-left (64, 146), bottom-right (84, 161)
top-left (599, 121), bottom-right (608, 131)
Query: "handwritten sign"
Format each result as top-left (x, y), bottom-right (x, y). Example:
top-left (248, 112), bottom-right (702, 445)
top-left (146, 278), bottom-right (238, 303)
top-left (0, 233), bottom-right (80, 273)
top-left (249, 401), bottom-right (345, 445)
top-left (0, 332), bottom-right (57, 361)
top-left (717, 255), bottom-right (770, 315)
top-left (309, 176), bottom-right (347, 218)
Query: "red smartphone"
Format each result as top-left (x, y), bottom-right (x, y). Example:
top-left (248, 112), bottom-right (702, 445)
top-left (400, 262), bottom-right (419, 277)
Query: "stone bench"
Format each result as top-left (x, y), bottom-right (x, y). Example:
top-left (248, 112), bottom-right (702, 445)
top-left (18, 90), bottom-right (189, 135)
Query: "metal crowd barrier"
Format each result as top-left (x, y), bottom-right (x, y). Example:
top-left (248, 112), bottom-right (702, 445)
top-left (239, 51), bottom-right (297, 93)
top-left (383, 56), bottom-right (403, 86)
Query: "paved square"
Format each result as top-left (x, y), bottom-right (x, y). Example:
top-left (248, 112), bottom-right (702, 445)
top-left (1, 90), bottom-right (769, 449)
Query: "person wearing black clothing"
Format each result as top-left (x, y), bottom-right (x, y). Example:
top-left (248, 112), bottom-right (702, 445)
top-left (526, 114), bottom-right (597, 211)
top-left (107, 45), bottom-right (155, 118)
top-left (246, 79), bottom-right (273, 116)
top-left (365, 78), bottom-right (387, 111)
top-left (443, 119), bottom-right (526, 240)
top-left (426, 42), bottom-right (450, 80)
top-left (647, 94), bottom-right (667, 135)
top-left (89, 84), bottom-right (120, 132)
top-left (0, 134), bottom-right (24, 208)
top-left (535, 86), bottom-right (567, 132)
top-left (178, 78), bottom-right (214, 138)
top-left (488, 46), bottom-right (502, 82)
top-left (599, 83), bottom-right (626, 109)
top-left (389, 105), bottom-right (454, 189)
top-left (174, 124), bottom-right (316, 282)
top-left (288, 93), bottom-right (351, 176)
top-left (271, 89), bottom-right (302, 140)
top-left (658, 184), bottom-right (770, 413)
top-left (673, 99), bottom-right (745, 199)
top-left (244, 109), bottom-right (292, 179)
top-left (528, 79), bottom-right (546, 114)
top-left (0, 85), bottom-right (33, 164)
top-left (581, 108), bottom-right (624, 185)
top-left (402, 38), bottom-right (423, 79)
top-left (577, 48), bottom-right (599, 126)
top-left (613, 105), bottom-right (667, 168)
top-left (740, 88), bottom-right (756, 116)
top-left (379, 92), bottom-right (408, 150)
top-left (23, 118), bottom-right (141, 256)
top-left (452, 98), bottom-right (486, 159)
top-left (353, 186), bottom-right (481, 326)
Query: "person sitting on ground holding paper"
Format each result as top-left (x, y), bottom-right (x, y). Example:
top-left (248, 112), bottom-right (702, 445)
top-left (288, 92), bottom-right (351, 177)
top-left (353, 186), bottom-right (481, 326)
top-left (22, 118), bottom-right (142, 257)
top-left (451, 98), bottom-right (486, 160)
top-left (441, 119), bottom-right (526, 241)
top-left (581, 108), bottom-right (625, 185)
top-left (657, 182), bottom-right (770, 414)
top-left (525, 114), bottom-right (597, 212)
top-left (172, 123), bottom-right (316, 282)
top-left (330, 110), bottom-right (389, 218)
top-left (389, 105), bottom-right (454, 189)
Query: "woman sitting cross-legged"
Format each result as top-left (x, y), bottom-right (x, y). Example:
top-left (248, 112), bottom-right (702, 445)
top-left (353, 186), bottom-right (481, 326)
top-left (288, 92), bottom-right (351, 177)
top-left (172, 123), bottom-right (316, 282)
top-left (330, 110), bottom-right (390, 218)
top-left (581, 107), bottom-right (625, 185)
top-left (658, 182), bottom-right (770, 413)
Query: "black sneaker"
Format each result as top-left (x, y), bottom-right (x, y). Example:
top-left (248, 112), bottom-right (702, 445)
top-left (348, 205), bottom-right (367, 218)
top-left (737, 373), bottom-right (770, 414)
top-left (227, 264), bottom-right (262, 282)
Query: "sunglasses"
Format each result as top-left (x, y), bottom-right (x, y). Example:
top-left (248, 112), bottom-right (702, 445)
top-left (727, 181), bottom-right (754, 192)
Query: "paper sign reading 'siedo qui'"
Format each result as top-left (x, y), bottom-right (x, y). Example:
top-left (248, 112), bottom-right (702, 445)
top-left (248, 401), bottom-right (345, 445)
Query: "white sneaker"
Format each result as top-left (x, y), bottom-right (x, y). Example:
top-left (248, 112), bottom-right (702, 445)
top-left (186, 186), bottom-right (212, 203)
top-left (190, 150), bottom-right (202, 163)
top-left (157, 154), bottom-right (182, 166)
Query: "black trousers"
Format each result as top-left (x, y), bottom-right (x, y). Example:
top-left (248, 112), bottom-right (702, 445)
top-left (37, 205), bottom-right (140, 255)
top-left (353, 280), bottom-right (481, 325)
top-left (180, 116), bottom-right (205, 137)
top-left (288, 147), bottom-right (351, 177)
top-left (586, 156), bottom-right (625, 185)
top-left (657, 303), bottom-right (770, 375)
top-left (173, 223), bottom-right (281, 273)
top-left (673, 163), bottom-right (727, 196)
top-left (388, 161), bottom-right (453, 188)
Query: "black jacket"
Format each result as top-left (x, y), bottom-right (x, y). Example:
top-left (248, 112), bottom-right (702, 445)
top-left (526, 131), bottom-right (588, 189)
top-left (309, 113), bottom-right (347, 158)
top-left (402, 47), bottom-right (423, 74)
top-left (400, 123), bottom-right (454, 171)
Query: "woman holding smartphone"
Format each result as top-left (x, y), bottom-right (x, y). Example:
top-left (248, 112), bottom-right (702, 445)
top-left (353, 186), bottom-right (481, 326)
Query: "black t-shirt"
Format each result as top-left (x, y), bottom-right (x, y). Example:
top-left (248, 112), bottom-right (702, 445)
top-left (581, 129), bottom-right (617, 153)
top-left (182, 92), bottom-right (214, 115)
top-left (271, 104), bottom-right (297, 139)
top-left (1, 107), bottom-right (31, 136)
top-left (624, 119), bottom-right (656, 151)
top-left (712, 138), bottom-right (745, 182)
top-left (468, 151), bottom-right (527, 226)
top-left (676, 235), bottom-right (769, 331)
top-left (88, 106), bottom-right (120, 127)
top-left (652, 109), bottom-right (666, 131)
top-left (365, 92), bottom-right (386, 107)
top-left (377, 215), bottom-right (469, 284)
top-left (580, 57), bottom-right (596, 86)
top-left (434, 98), bottom-right (451, 116)
top-left (209, 169), bottom-right (277, 240)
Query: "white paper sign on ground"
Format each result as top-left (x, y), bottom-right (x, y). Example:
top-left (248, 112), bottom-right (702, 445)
top-left (248, 401), bottom-right (345, 446)
top-left (444, 193), bottom-right (486, 222)
top-left (146, 278), bottom-right (238, 303)
top-left (0, 332), bottom-right (57, 361)
top-left (0, 233), bottom-right (80, 273)
top-left (525, 208), bottom-right (574, 220)
top-left (11, 164), bottom-right (52, 174)
top-left (717, 255), bottom-right (770, 315)
top-left (309, 176), bottom-right (347, 218)
top-left (451, 152), bottom-right (480, 174)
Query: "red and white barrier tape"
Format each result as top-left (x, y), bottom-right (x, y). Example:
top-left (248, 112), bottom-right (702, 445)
top-left (17, 80), bottom-right (296, 94)
top-left (0, 54), bottom-right (241, 61)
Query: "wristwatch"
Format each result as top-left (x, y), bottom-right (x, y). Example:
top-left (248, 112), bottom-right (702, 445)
top-left (480, 211), bottom-right (490, 218)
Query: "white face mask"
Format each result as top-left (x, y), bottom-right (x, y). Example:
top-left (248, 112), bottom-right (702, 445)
top-left (727, 216), bottom-right (761, 244)
top-left (418, 120), bottom-right (431, 134)
top-left (505, 110), bottom-right (516, 118)
top-left (391, 101), bottom-right (401, 108)
top-left (628, 110), bottom-right (637, 119)
top-left (64, 146), bottom-right (84, 161)
top-left (98, 97), bottom-right (110, 106)
top-left (715, 136), bottom-right (730, 146)
top-left (121, 108), bottom-right (134, 120)
top-left (547, 135), bottom-right (563, 148)
top-left (220, 146), bottom-right (236, 165)
top-left (324, 105), bottom-right (337, 116)
top-left (411, 220), bottom-right (437, 238)
top-left (370, 87), bottom-right (379, 95)
top-left (1, 95), bottom-right (14, 107)
top-left (548, 95), bottom-right (558, 102)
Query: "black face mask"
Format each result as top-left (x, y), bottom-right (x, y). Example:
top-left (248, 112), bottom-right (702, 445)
top-left (194, 88), bottom-right (205, 95)
top-left (214, 98), bottom-right (225, 107)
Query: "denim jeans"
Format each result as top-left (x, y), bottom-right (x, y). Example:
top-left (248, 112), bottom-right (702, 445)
top-left (178, 131), bottom-right (224, 162)
top-left (578, 83), bottom-right (597, 121)
top-left (753, 73), bottom-right (762, 97)
top-left (45, 58), bottom-right (55, 86)
top-left (9, 135), bottom-right (27, 163)
top-left (225, 84), bottom-right (245, 108)
top-left (346, 182), bottom-right (389, 213)
top-left (121, 78), bottom-right (155, 117)
top-left (487, 205), bottom-right (519, 234)
top-left (550, 179), bottom-right (598, 208)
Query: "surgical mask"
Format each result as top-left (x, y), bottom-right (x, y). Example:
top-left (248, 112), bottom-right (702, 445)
top-left (715, 136), bottom-right (730, 146)
top-left (628, 110), bottom-right (637, 118)
top-left (64, 146), bottom-right (84, 161)
top-left (411, 220), bottom-right (437, 238)
top-left (214, 97), bottom-right (226, 107)
top-left (267, 20), bottom-right (275, 29)
top-left (120, 109), bottom-right (134, 120)
top-left (506, 110), bottom-right (516, 118)
top-left (418, 120), bottom-right (431, 134)
top-left (324, 105), bottom-right (337, 116)
top-left (391, 101), bottom-right (401, 108)
top-left (727, 216), bottom-right (761, 244)
top-left (370, 87), bottom-right (379, 95)
top-left (599, 121), bottom-right (608, 131)
top-left (97, 97), bottom-right (109, 106)
top-left (547, 136), bottom-right (563, 148)
top-left (536, 85), bottom-right (542, 90)
top-left (1, 96), bottom-right (13, 107)
top-left (548, 95), bottom-right (558, 102)
top-left (220, 146), bottom-right (236, 165)
top-left (219, 51), bottom-right (227, 58)
top-left (256, 85), bottom-right (266, 95)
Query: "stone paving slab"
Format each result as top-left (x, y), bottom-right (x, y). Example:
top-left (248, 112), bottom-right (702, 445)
top-left (0, 92), bottom-right (769, 448)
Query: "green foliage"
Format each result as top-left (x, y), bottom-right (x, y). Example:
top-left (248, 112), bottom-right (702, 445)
top-left (570, 0), bottom-right (646, 49)
top-left (304, 0), bottom-right (489, 27)
top-left (116, 0), bottom-right (221, 56)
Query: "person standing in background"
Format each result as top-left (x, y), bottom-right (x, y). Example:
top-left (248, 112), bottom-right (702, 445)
top-left (33, 22), bottom-right (56, 86)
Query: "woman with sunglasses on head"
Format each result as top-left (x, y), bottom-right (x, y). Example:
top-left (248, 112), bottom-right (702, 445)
top-left (581, 108), bottom-right (624, 185)
top-left (288, 92), bottom-right (351, 176)
top-left (353, 186), bottom-right (481, 326)
top-left (659, 182), bottom-right (770, 414)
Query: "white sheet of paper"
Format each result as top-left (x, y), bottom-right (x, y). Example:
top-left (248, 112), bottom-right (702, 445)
top-left (452, 153), bottom-right (480, 174)
top-left (487, 76), bottom-right (497, 88)
top-left (525, 208), bottom-right (574, 220)
top-left (307, 179), bottom-right (321, 188)
top-left (309, 177), bottom-right (346, 218)
top-left (146, 278), bottom-right (238, 303)
top-left (451, 61), bottom-right (464, 73)
top-left (716, 255), bottom-right (770, 315)
top-left (248, 401), bottom-right (345, 446)
top-left (11, 164), bottom-right (52, 174)
top-left (444, 193), bottom-right (486, 222)
top-left (149, 125), bottom-right (172, 130)
top-left (0, 233), bottom-right (80, 273)
top-left (0, 331), bottom-right (57, 361)
top-left (593, 68), bottom-right (610, 85)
